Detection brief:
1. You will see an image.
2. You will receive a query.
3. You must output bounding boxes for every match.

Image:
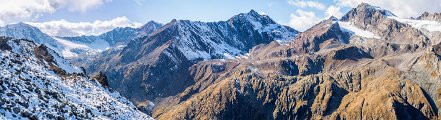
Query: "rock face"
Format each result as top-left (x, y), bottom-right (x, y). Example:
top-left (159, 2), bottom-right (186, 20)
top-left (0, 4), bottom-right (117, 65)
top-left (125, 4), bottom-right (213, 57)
top-left (92, 71), bottom-right (110, 87)
top-left (0, 37), bottom-right (151, 119)
top-left (151, 3), bottom-right (441, 120)
top-left (82, 10), bottom-right (298, 113)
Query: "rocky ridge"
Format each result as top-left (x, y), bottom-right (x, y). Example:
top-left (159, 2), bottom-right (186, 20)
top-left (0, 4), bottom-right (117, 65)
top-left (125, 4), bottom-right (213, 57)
top-left (151, 3), bottom-right (441, 119)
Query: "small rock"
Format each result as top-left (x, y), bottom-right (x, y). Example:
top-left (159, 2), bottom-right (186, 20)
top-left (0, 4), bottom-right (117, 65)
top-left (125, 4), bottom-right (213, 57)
top-left (12, 107), bottom-right (20, 114)
top-left (21, 111), bottom-right (32, 117)
top-left (6, 92), bottom-right (14, 97)
top-left (35, 88), bottom-right (41, 94)
top-left (19, 102), bottom-right (29, 108)
top-left (47, 114), bottom-right (56, 119)
top-left (0, 99), bottom-right (5, 106)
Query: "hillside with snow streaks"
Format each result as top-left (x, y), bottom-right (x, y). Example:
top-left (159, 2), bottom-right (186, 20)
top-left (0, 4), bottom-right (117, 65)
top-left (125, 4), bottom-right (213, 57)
top-left (0, 37), bottom-right (151, 119)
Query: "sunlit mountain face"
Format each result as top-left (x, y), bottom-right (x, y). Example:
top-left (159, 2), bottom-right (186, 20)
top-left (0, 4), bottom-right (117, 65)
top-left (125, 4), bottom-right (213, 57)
top-left (1, 0), bottom-right (441, 119)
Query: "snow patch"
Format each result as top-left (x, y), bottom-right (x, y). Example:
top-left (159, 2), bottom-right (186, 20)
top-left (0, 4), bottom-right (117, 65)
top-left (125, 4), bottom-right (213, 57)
top-left (389, 17), bottom-right (441, 32)
top-left (338, 21), bottom-right (381, 39)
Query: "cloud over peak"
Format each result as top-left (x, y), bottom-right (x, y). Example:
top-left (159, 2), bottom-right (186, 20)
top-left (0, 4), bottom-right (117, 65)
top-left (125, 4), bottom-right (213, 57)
top-left (27, 16), bottom-right (142, 37)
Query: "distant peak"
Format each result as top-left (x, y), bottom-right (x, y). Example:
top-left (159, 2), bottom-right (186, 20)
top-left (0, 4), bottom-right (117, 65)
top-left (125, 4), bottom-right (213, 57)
top-left (355, 3), bottom-right (396, 17)
top-left (229, 9), bottom-right (272, 22)
top-left (341, 3), bottom-right (396, 21)
top-left (171, 19), bottom-right (178, 23)
top-left (139, 20), bottom-right (163, 30)
top-left (328, 16), bottom-right (338, 21)
top-left (415, 11), bottom-right (441, 22)
top-left (246, 9), bottom-right (263, 18)
top-left (357, 2), bottom-right (370, 8)
top-left (8, 22), bottom-right (33, 27)
top-left (3, 22), bottom-right (39, 31)
top-left (248, 9), bottom-right (259, 15)
top-left (146, 20), bottom-right (162, 25)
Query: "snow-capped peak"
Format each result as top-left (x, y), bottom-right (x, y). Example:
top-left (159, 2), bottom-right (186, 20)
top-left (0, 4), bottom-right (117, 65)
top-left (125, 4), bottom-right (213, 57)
top-left (361, 3), bottom-right (396, 17)
top-left (0, 22), bottom-right (59, 49)
top-left (341, 3), bottom-right (396, 22)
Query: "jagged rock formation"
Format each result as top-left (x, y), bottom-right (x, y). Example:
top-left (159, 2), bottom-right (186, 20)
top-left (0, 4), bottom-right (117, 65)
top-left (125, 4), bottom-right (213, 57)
top-left (0, 36), bottom-right (151, 119)
top-left (151, 3), bottom-right (441, 120)
top-left (92, 72), bottom-right (110, 87)
top-left (82, 10), bottom-right (298, 113)
top-left (416, 12), bottom-right (441, 22)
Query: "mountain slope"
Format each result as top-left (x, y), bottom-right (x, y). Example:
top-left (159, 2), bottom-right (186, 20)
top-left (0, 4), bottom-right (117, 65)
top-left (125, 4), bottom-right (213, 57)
top-left (0, 36), bottom-right (151, 119)
top-left (82, 10), bottom-right (298, 113)
top-left (152, 3), bottom-right (441, 119)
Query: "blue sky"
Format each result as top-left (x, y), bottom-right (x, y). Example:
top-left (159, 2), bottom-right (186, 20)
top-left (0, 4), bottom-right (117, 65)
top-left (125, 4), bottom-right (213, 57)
top-left (38, 0), bottom-right (342, 24)
top-left (2, 0), bottom-right (441, 37)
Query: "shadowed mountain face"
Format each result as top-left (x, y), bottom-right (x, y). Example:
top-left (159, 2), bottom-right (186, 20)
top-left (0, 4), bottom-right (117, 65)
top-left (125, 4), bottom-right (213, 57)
top-left (150, 3), bottom-right (441, 119)
top-left (82, 10), bottom-right (298, 113)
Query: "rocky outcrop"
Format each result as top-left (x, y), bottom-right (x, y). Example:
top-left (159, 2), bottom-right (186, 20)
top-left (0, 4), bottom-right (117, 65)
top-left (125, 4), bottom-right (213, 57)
top-left (433, 42), bottom-right (441, 56)
top-left (92, 71), bottom-right (109, 87)
top-left (0, 36), bottom-right (12, 51)
top-left (416, 12), bottom-right (441, 22)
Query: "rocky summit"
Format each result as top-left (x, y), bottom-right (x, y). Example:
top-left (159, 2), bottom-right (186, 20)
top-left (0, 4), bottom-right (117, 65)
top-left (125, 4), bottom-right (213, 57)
top-left (2, 1), bottom-right (441, 120)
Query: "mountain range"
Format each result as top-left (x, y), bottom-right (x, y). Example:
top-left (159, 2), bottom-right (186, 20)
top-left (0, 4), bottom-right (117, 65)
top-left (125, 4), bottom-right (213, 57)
top-left (1, 3), bottom-right (441, 119)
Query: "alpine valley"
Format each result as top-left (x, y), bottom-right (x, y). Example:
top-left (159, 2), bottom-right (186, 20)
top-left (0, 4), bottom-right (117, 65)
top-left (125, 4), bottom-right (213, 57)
top-left (1, 2), bottom-right (441, 120)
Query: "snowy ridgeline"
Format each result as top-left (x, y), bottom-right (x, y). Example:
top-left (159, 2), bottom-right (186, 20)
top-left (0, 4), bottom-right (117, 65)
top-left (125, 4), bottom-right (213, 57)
top-left (171, 11), bottom-right (298, 61)
top-left (0, 38), bottom-right (151, 119)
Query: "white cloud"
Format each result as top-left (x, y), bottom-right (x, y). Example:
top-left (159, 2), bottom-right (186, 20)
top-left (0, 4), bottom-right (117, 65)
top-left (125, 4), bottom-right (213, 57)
top-left (27, 16), bottom-right (143, 37)
top-left (289, 9), bottom-right (322, 31)
top-left (337, 0), bottom-right (441, 18)
top-left (57, 0), bottom-right (108, 12)
top-left (325, 6), bottom-right (344, 18)
top-left (288, 0), bottom-right (327, 10)
top-left (0, 0), bottom-right (108, 26)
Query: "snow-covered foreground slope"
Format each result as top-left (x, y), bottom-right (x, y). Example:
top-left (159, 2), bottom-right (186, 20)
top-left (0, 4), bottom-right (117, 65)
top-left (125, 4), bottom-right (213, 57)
top-left (0, 37), bottom-right (151, 119)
